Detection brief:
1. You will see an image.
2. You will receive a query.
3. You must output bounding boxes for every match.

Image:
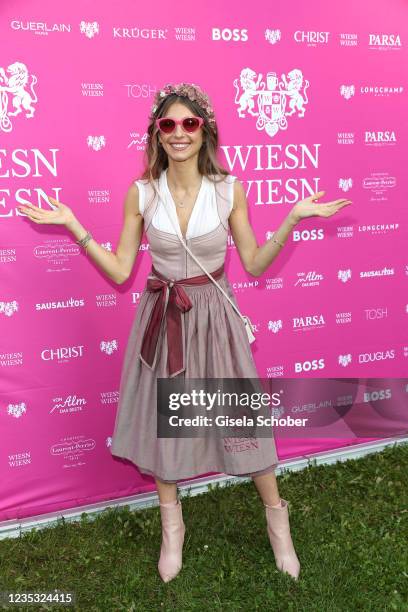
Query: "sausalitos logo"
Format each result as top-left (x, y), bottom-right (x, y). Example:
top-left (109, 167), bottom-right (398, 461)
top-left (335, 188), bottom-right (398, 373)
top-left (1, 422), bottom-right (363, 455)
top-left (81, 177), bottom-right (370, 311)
top-left (233, 67), bottom-right (310, 138)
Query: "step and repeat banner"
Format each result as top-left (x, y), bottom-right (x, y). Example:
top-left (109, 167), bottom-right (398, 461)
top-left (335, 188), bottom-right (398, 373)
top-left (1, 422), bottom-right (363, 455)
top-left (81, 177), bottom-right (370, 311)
top-left (1, 0), bottom-right (407, 521)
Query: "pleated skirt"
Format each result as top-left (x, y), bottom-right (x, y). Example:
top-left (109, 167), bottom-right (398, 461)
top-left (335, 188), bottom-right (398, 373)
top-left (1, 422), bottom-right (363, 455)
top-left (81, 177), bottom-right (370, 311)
top-left (110, 272), bottom-right (279, 482)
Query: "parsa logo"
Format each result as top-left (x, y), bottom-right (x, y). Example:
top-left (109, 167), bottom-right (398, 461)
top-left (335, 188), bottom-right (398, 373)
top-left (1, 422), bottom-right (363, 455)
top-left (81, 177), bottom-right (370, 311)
top-left (365, 130), bottom-right (397, 143)
top-left (212, 28), bottom-right (248, 42)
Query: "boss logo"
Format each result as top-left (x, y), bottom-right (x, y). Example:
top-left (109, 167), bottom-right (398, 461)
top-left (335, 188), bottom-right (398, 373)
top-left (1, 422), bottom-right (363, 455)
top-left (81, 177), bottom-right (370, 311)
top-left (294, 358), bottom-right (325, 372)
top-left (293, 228), bottom-right (324, 242)
top-left (363, 389), bottom-right (392, 402)
top-left (212, 28), bottom-right (248, 42)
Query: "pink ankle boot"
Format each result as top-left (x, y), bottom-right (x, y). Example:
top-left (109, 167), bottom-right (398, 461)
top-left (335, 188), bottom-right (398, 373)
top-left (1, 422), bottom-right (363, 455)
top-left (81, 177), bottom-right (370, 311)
top-left (158, 498), bottom-right (186, 582)
top-left (264, 498), bottom-right (300, 580)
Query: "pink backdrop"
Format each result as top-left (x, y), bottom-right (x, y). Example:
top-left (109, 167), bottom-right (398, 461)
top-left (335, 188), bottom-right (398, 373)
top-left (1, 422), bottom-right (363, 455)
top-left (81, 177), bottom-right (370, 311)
top-left (1, 0), bottom-right (407, 521)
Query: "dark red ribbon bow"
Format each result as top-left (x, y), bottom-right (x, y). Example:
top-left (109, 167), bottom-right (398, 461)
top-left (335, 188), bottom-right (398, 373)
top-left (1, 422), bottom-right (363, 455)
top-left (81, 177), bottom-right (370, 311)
top-left (140, 264), bottom-right (225, 376)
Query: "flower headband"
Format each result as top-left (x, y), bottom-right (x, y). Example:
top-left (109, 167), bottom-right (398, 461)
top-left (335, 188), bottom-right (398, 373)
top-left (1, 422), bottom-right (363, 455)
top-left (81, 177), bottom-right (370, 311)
top-left (150, 82), bottom-right (216, 127)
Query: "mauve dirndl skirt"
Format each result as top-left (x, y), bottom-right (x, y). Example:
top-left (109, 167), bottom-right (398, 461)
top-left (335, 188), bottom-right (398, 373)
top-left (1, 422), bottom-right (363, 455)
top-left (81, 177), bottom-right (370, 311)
top-left (110, 271), bottom-right (279, 482)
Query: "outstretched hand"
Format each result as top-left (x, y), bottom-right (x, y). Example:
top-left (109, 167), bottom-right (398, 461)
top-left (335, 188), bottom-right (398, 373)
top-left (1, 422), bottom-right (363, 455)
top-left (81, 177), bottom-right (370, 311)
top-left (289, 191), bottom-right (352, 224)
top-left (17, 195), bottom-right (76, 227)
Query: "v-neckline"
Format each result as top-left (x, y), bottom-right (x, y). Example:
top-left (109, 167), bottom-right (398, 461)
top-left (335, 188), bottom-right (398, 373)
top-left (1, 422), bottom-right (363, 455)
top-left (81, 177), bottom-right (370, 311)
top-left (163, 168), bottom-right (205, 240)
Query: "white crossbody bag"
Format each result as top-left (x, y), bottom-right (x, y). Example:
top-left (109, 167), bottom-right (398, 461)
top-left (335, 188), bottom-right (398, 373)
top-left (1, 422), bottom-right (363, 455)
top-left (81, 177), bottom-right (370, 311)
top-left (155, 186), bottom-right (256, 344)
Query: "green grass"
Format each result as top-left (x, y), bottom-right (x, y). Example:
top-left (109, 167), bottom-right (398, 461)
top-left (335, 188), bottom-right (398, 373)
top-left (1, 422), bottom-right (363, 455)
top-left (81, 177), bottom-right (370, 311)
top-left (1, 443), bottom-right (407, 612)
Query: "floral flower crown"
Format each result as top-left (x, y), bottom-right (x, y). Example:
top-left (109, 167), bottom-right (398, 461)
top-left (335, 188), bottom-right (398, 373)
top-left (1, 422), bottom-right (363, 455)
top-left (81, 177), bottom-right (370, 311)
top-left (150, 82), bottom-right (216, 127)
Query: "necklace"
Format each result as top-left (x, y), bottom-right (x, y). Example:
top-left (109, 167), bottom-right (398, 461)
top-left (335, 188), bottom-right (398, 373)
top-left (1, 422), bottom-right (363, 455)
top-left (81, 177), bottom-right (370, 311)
top-left (167, 180), bottom-right (202, 208)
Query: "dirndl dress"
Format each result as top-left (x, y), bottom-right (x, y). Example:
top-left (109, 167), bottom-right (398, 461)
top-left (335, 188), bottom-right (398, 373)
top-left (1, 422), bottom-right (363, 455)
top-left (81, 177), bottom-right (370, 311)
top-left (110, 172), bottom-right (279, 482)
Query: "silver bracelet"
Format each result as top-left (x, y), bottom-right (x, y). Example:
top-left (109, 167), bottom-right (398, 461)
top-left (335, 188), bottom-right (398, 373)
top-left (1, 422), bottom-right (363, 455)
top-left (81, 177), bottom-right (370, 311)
top-left (76, 231), bottom-right (93, 250)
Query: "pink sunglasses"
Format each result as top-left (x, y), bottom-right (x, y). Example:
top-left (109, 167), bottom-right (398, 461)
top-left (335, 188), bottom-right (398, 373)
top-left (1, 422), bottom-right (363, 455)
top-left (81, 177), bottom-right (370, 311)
top-left (155, 116), bottom-right (204, 134)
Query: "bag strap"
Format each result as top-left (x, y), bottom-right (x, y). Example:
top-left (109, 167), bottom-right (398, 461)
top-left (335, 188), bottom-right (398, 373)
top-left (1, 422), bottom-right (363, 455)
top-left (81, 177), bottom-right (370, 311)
top-left (155, 184), bottom-right (249, 326)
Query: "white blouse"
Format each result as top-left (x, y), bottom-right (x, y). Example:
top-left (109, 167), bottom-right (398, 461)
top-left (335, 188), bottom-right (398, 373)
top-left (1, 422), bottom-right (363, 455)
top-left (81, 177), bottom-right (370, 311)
top-left (136, 168), bottom-right (236, 239)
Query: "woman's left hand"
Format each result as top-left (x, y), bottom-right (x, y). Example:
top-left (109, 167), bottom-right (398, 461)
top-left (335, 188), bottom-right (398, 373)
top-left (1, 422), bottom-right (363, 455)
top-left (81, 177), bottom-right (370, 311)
top-left (289, 191), bottom-right (352, 224)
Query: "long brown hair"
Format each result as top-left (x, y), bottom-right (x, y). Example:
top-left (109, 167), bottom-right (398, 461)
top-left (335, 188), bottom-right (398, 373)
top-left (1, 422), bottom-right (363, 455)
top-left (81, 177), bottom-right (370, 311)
top-left (139, 93), bottom-right (231, 208)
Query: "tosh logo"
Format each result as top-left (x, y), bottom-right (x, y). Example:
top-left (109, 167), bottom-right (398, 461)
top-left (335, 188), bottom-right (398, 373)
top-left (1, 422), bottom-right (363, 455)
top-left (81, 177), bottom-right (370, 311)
top-left (233, 67), bottom-right (309, 138)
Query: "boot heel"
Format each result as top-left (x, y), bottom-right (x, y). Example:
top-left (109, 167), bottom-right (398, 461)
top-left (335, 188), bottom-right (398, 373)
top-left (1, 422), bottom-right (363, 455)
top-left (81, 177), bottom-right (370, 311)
top-left (264, 498), bottom-right (300, 580)
top-left (158, 498), bottom-right (186, 583)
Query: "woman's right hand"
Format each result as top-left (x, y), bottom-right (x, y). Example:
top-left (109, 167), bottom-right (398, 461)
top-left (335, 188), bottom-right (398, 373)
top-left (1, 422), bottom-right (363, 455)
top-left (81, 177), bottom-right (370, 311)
top-left (17, 195), bottom-right (76, 228)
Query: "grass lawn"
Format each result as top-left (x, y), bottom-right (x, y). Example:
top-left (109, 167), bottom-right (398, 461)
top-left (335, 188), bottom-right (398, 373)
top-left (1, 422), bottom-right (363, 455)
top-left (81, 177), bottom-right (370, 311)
top-left (1, 442), bottom-right (407, 611)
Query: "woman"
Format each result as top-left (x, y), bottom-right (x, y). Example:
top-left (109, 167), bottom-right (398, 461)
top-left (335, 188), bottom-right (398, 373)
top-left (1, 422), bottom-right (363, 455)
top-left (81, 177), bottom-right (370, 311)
top-left (18, 82), bottom-right (351, 583)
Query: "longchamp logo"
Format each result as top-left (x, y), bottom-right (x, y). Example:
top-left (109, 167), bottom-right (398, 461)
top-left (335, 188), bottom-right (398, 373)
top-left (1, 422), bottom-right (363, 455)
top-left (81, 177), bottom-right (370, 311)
top-left (233, 68), bottom-right (309, 138)
top-left (358, 223), bottom-right (399, 235)
top-left (0, 62), bottom-right (38, 133)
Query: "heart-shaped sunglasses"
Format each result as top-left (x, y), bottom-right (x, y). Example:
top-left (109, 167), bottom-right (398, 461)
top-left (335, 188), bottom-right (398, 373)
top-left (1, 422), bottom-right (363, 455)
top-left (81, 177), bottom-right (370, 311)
top-left (155, 116), bottom-right (204, 134)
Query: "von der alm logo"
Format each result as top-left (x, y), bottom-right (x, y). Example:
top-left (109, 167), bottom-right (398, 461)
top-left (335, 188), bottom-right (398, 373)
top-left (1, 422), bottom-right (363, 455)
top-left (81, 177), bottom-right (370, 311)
top-left (0, 62), bottom-right (38, 133)
top-left (233, 67), bottom-right (309, 138)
